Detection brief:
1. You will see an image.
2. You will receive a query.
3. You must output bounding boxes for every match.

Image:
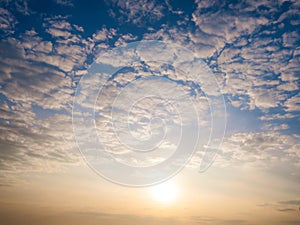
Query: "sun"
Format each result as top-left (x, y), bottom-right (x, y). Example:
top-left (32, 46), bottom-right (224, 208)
top-left (150, 181), bottom-right (179, 204)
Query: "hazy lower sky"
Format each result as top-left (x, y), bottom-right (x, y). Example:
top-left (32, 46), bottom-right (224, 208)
top-left (0, 0), bottom-right (299, 225)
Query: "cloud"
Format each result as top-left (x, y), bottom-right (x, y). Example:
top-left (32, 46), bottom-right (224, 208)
top-left (277, 208), bottom-right (296, 212)
top-left (13, 17), bottom-right (94, 73)
top-left (247, 88), bottom-right (283, 110)
top-left (0, 0), bottom-right (32, 16)
top-left (0, 36), bottom-right (84, 183)
top-left (283, 31), bottom-right (299, 47)
top-left (0, 38), bottom-right (74, 110)
top-left (0, 208), bottom-right (184, 225)
top-left (262, 123), bottom-right (289, 131)
top-left (192, 0), bottom-right (269, 49)
top-left (284, 93), bottom-right (300, 112)
top-left (0, 111), bottom-right (80, 179)
top-left (44, 17), bottom-right (77, 39)
top-left (187, 0), bottom-right (300, 116)
top-left (106, 0), bottom-right (167, 25)
top-left (14, 0), bottom-right (31, 15)
top-left (258, 199), bottom-right (300, 216)
top-left (53, 0), bottom-right (74, 7)
top-left (259, 113), bottom-right (296, 121)
top-left (115, 33), bottom-right (138, 46)
top-left (0, 7), bottom-right (17, 35)
top-left (74, 56), bottom-right (214, 170)
top-left (278, 200), bottom-right (300, 205)
top-left (277, 82), bottom-right (298, 91)
top-left (140, 0), bottom-right (299, 133)
top-left (0, 0), bottom-right (298, 190)
top-left (191, 216), bottom-right (250, 225)
top-left (199, 132), bottom-right (300, 170)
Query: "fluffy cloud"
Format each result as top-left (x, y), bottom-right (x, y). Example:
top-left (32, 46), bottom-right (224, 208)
top-left (186, 0), bottom-right (300, 116)
top-left (140, 0), bottom-right (299, 122)
top-left (0, 0), bottom-right (299, 188)
top-left (12, 17), bottom-right (93, 73)
top-left (0, 31), bottom-right (84, 182)
top-left (284, 93), bottom-right (300, 112)
top-left (0, 39), bottom-right (80, 172)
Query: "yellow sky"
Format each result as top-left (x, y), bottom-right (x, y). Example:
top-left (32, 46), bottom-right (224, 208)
top-left (0, 163), bottom-right (299, 225)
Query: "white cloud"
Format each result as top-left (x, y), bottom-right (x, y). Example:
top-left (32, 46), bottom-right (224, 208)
top-left (0, 0), bottom-right (299, 188)
top-left (218, 132), bottom-right (300, 168)
top-left (15, 18), bottom-right (94, 73)
top-left (187, 0), bottom-right (300, 114)
top-left (114, 33), bottom-right (138, 46)
top-left (0, 39), bottom-right (83, 182)
top-left (248, 88), bottom-right (283, 110)
top-left (262, 123), bottom-right (289, 131)
top-left (46, 27), bottom-right (72, 38)
top-left (259, 113), bottom-right (296, 121)
top-left (92, 28), bottom-right (117, 42)
top-left (277, 82), bottom-right (298, 91)
top-left (142, 1), bottom-right (298, 115)
top-left (284, 93), bottom-right (300, 112)
top-left (0, 38), bottom-right (74, 111)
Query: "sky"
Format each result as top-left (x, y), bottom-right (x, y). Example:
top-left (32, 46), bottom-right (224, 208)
top-left (0, 0), bottom-right (299, 224)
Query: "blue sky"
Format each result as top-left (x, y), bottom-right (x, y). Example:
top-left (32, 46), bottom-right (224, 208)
top-left (0, 0), bottom-right (299, 224)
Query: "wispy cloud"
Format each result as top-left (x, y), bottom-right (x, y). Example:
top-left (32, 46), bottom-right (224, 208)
top-left (106, 0), bottom-right (168, 25)
top-left (278, 200), bottom-right (300, 205)
top-left (205, 132), bottom-right (300, 170)
top-left (0, 7), bottom-right (17, 35)
top-left (53, 0), bottom-right (74, 7)
top-left (277, 208), bottom-right (296, 212)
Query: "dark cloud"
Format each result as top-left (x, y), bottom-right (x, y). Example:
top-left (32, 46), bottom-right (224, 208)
top-left (277, 208), bottom-right (296, 212)
top-left (278, 200), bottom-right (300, 205)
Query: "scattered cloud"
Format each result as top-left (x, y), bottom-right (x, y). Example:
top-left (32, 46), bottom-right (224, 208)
top-left (106, 0), bottom-right (167, 25)
top-left (0, 33), bottom-right (84, 183)
top-left (53, 0), bottom-right (74, 7)
top-left (140, 1), bottom-right (300, 141)
top-left (0, 7), bottom-right (17, 35)
top-left (210, 132), bottom-right (300, 169)
top-left (0, 0), bottom-right (32, 15)
top-left (259, 113), bottom-right (296, 121)
top-left (284, 93), bottom-right (300, 112)
top-left (0, 0), bottom-right (298, 201)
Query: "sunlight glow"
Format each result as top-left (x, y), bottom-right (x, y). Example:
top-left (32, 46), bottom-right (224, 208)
top-left (150, 181), bottom-right (179, 204)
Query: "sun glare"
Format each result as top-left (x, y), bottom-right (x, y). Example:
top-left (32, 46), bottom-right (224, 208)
top-left (150, 181), bottom-right (179, 204)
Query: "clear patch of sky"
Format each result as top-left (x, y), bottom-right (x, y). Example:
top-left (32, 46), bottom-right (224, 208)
top-left (225, 104), bottom-right (265, 135)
